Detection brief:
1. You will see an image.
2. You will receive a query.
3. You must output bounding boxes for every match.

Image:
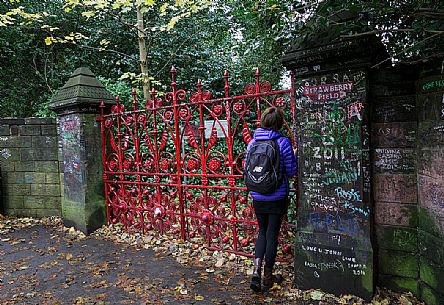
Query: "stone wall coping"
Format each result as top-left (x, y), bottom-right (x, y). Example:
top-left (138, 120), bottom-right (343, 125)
top-left (0, 118), bottom-right (56, 125)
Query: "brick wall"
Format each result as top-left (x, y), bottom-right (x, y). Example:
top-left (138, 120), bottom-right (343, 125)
top-left (0, 118), bottom-right (62, 217)
top-left (370, 66), bottom-right (420, 294)
top-left (370, 62), bottom-right (444, 305)
top-left (416, 63), bottom-right (444, 305)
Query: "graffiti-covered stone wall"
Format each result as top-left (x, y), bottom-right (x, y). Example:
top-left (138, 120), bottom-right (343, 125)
top-left (282, 31), bottom-right (382, 300)
top-left (57, 112), bottom-right (105, 233)
top-left (293, 70), bottom-right (373, 300)
top-left (48, 66), bottom-right (113, 234)
top-left (0, 118), bottom-right (62, 217)
top-left (282, 28), bottom-right (444, 303)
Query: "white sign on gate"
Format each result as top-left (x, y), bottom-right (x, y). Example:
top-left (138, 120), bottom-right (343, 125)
top-left (204, 120), bottom-right (228, 139)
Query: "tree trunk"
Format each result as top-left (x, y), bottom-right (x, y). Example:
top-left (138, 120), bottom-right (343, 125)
top-left (137, 6), bottom-right (150, 100)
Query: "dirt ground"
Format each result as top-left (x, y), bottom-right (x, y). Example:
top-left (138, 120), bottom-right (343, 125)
top-left (0, 216), bottom-right (425, 305)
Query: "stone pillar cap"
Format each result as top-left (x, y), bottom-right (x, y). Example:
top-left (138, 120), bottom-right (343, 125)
top-left (282, 25), bottom-right (388, 76)
top-left (49, 67), bottom-right (115, 114)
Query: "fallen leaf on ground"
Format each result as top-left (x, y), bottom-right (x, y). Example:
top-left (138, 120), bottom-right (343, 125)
top-left (307, 290), bottom-right (324, 300)
top-left (215, 258), bottom-right (225, 267)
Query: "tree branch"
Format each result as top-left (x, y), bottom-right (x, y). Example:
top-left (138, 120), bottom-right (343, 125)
top-left (71, 42), bottom-right (136, 59)
top-left (416, 8), bottom-right (444, 17)
top-left (341, 28), bottom-right (443, 38)
top-left (402, 52), bottom-right (444, 65)
top-left (371, 32), bottom-right (444, 69)
top-left (31, 42), bottom-right (53, 93)
top-left (102, 9), bottom-right (145, 35)
top-left (153, 35), bottom-right (193, 79)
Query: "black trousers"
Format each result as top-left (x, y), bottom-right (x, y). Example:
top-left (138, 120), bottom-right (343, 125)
top-left (254, 212), bottom-right (284, 268)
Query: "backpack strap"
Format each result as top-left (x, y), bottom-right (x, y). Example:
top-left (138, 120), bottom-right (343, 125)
top-left (274, 136), bottom-right (288, 181)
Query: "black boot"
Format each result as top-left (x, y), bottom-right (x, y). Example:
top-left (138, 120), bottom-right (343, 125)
top-left (250, 258), bottom-right (262, 292)
top-left (263, 266), bottom-right (283, 291)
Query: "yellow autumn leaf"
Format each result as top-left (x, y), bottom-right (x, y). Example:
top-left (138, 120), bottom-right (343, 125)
top-left (99, 39), bottom-right (110, 46)
top-left (270, 283), bottom-right (281, 291)
top-left (175, 0), bottom-right (185, 6)
top-left (44, 36), bottom-right (53, 45)
top-left (81, 11), bottom-right (95, 18)
top-left (195, 295), bottom-right (204, 301)
top-left (74, 32), bottom-right (88, 40)
top-left (139, 6), bottom-right (150, 13)
top-left (167, 15), bottom-right (180, 30)
top-left (159, 3), bottom-right (168, 13)
top-left (0, 15), bottom-right (15, 27)
top-left (121, 6), bottom-right (131, 13)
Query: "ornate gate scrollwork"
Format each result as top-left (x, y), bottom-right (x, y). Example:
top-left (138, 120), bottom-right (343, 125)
top-left (99, 67), bottom-right (297, 259)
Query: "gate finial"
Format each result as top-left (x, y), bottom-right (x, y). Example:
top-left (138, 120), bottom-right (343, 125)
top-left (197, 79), bottom-right (202, 100)
top-left (170, 66), bottom-right (176, 89)
top-left (224, 70), bottom-right (230, 98)
top-left (255, 68), bottom-right (261, 93)
top-left (132, 88), bottom-right (137, 110)
top-left (146, 87), bottom-right (155, 108)
top-left (99, 101), bottom-right (105, 118)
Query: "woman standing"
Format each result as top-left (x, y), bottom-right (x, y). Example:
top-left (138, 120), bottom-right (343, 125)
top-left (245, 106), bottom-right (297, 292)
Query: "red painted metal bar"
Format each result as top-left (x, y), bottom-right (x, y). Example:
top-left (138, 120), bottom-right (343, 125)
top-left (170, 67), bottom-right (187, 240)
top-left (99, 102), bottom-right (110, 223)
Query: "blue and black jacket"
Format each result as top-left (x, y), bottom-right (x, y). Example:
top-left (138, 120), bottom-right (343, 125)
top-left (245, 128), bottom-right (298, 201)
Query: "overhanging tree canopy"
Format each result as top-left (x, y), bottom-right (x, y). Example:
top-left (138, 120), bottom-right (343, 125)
top-left (0, 0), bottom-right (442, 117)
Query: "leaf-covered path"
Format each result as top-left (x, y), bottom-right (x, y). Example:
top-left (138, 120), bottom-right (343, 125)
top-left (0, 217), bottom-right (425, 305)
top-left (0, 223), bottom-right (254, 304)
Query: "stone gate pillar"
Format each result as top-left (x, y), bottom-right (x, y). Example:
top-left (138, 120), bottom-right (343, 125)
top-left (282, 32), bottom-right (387, 300)
top-left (49, 67), bottom-right (114, 233)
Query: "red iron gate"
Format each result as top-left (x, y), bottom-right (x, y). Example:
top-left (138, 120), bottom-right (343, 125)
top-left (99, 67), bottom-right (297, 258)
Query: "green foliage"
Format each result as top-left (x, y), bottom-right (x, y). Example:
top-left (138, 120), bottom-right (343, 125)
top-left (34, 92), bottom-right (57, 118)
top-left (96, 76), bottom-right (133, 106)
top-left (0, 0), bottom-right (288, 117)
top-left (0, 0), bottom-right (442, 117)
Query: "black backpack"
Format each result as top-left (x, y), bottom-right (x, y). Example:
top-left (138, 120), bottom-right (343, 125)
top-left (244, 139), bottom-right (282, 194)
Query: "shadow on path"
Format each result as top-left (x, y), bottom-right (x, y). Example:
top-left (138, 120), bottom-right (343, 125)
top-left (0, 225), bottom-right (262, 305)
